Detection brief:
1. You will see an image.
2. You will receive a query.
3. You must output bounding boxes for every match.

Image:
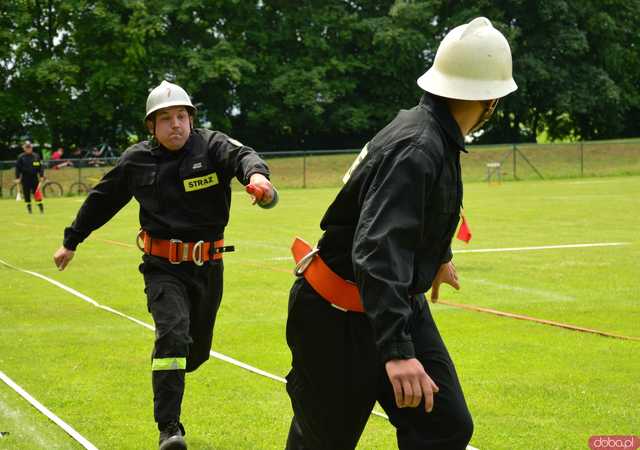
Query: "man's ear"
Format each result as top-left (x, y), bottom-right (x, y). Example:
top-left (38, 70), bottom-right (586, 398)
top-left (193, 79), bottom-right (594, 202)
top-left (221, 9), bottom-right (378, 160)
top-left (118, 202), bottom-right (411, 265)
top-left (146, 119), bottom-right (154, 135)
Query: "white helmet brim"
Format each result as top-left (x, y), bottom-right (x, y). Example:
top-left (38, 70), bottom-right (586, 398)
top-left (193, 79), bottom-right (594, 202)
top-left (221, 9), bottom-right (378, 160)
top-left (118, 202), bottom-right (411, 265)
top-left (417, 17), bottom-right (518, 101)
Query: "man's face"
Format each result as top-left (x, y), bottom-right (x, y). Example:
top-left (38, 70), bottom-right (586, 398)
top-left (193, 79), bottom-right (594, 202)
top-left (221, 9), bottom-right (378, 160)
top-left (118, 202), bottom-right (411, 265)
top-left (23, 143), bottom-right (33, 154)
top-left (149, 106), bottom-right (192, 151)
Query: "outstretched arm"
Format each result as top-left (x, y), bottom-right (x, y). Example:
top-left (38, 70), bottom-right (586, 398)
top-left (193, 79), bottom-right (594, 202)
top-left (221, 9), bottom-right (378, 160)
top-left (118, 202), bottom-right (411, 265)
top-left (53, 158), bottom-right (132, 270)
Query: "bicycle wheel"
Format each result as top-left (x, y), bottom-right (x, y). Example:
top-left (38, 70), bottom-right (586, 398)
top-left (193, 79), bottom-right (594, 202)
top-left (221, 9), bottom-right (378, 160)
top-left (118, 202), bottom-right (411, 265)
top-left (42, 181), bottom-right (64, 197)
top-left (68, 182), bottom-right (90, 196)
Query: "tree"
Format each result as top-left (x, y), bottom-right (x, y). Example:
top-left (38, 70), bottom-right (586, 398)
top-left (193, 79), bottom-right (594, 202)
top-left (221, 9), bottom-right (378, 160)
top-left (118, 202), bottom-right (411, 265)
top-left (1, 0), bottom-right (639, 152)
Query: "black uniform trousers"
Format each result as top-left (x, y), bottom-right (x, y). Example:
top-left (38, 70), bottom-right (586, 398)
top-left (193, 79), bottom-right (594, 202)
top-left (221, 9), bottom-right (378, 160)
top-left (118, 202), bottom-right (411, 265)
top-left (285, 278), bottom-right (473, 450)
top-left (20, 177), bottom-right (39, 203)
top-left (140, 254), bottom-right (224, 427)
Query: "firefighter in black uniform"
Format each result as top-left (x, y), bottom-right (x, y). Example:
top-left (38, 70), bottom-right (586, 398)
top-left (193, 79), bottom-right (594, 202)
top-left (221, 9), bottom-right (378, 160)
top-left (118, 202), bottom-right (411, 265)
top-left (53, 80), bottom-right (277, 450)
top-left (14, 140), bottom-right (45, 214)
top-left (285, 18), bottom-right (517, 450)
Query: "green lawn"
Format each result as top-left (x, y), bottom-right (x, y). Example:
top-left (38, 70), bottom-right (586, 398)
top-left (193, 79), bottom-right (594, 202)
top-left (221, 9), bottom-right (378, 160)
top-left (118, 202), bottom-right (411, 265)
top-left (0, 176), bottom-right (638, 449)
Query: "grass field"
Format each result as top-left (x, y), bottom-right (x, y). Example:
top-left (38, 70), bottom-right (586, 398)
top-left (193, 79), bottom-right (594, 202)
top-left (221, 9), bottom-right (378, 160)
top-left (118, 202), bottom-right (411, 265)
top-left (0, 175), bottom-right (638, 449)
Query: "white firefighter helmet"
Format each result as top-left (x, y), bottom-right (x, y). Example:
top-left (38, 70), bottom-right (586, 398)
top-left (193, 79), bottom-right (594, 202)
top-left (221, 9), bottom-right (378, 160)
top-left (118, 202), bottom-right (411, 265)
top-left (145, 80), bottom-right (196, 121)
top-left (417, 17), bottom-right (517, 101)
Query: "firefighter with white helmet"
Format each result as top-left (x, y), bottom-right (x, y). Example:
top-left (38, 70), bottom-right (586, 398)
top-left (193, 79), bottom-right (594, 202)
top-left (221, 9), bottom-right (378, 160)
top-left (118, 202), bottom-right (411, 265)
top-left (54, 80), bottom-right (277, 449)
top-left (145, 81), bottom-right (196, 121)
top-left (284, 17), bottom-right (516, 449)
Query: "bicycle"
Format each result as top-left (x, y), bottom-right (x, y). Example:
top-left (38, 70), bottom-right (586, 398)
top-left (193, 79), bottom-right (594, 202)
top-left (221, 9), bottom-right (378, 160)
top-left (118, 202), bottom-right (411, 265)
top-left (69, 175), bottom-right (102, 196)
top-left (10, 179), bottom-right (64, 198)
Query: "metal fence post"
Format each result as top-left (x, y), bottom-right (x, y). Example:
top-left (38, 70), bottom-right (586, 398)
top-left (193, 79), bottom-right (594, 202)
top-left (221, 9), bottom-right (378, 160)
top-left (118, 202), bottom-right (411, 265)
top-left (302, 151), bottom-right (307, 188)
top-left (580, 142), bottom-right (584, 177)
top-left (512, 143), bottom-right (517, 180)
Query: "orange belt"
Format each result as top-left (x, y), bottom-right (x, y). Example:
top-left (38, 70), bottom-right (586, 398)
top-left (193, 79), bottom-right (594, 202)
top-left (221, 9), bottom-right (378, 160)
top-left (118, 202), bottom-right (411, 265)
top-left (291, 237), bottom-right (364, 313)
top-left (137, 230), bottom-right (233, 265)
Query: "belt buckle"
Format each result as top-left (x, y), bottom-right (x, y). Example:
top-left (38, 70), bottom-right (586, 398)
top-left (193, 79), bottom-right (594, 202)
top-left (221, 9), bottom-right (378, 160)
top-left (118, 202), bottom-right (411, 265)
top-left (169, 239), bottom-right (184, 264)
top-left (192, 240), bottom-right (205, 266)
top-left (294, 248), bottom-right (320, 276)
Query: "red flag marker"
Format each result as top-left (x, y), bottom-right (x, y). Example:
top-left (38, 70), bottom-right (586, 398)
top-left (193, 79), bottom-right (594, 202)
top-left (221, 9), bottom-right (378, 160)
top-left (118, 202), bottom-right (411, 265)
top-left (456, 214), bottom-right (472, 243)
top-left (245, 184), bottom-right (264, 202)
top-left (34, 184), bottom-right (43, 202)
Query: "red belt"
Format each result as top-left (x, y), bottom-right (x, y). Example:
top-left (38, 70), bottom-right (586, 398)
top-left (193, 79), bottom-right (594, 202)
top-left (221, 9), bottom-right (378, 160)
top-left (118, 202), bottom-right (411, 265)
top-left (137, 230), bottom-right (233, 265)
top-left (291, 237), bottom-right (364, 313)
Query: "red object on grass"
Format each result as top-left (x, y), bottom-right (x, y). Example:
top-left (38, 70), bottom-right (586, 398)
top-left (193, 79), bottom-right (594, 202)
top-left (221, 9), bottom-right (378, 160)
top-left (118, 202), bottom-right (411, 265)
top-left (456, 214), bottom-right (472, 243)
top-left (34, 185), bottom-right (43, 202)
top-left (245, 184), bottom-right (264, 202)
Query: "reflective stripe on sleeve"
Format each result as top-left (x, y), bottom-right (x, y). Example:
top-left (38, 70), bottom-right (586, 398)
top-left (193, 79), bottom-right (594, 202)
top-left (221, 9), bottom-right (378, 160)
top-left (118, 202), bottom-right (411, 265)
top-left (152, 357), bottom-right (186, 371)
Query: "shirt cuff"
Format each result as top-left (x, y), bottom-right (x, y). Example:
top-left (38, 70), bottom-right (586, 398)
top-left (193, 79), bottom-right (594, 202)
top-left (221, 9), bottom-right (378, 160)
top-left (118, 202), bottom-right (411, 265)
top-left (441, 246), bottom-right (453, 264)
top-left (380, 340), bottom-right (416, 364)
top-left (244, 169), bottom-right (270, 185)
top-left (63, 227), bottom-right (84, 251)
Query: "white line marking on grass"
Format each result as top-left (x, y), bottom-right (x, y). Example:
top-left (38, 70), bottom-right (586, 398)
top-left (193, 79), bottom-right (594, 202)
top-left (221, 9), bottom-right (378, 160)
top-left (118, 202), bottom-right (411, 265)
top-left (0, 370), bottom-right (98, 450)
top-left (0, 260), bottom-right (405, 433)
top-left (0, 393), bottom-right (54, 448)
top-left (267, 242), bottom-right (629, 261)
top-left (0, 258), bottom-right (282, 382)
top-left (453, 242), bottom-right (629, 254)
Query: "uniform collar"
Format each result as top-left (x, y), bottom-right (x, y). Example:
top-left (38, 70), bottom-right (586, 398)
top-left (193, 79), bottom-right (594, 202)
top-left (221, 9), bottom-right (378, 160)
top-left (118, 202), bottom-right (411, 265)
top-left (419, 94), bottom-right (467, 153)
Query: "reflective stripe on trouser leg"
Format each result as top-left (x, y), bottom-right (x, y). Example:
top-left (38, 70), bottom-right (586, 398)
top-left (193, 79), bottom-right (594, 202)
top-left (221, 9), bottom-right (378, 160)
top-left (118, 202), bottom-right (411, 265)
top-left (143, 273), bottom-right (190, 425)
top-left (152, 357), bottom-right (186, 424)
top-left (152, 357), bottom-right (187, 371)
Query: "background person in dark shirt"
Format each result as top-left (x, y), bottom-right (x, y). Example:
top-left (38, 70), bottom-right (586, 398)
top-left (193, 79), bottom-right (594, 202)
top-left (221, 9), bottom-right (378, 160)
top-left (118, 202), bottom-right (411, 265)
top-left (53, 80), bottom-right (277, 450)
top-left (14, 140), bottom-right (45, 214)
top-left (285, 17), bottom-right (517, 450)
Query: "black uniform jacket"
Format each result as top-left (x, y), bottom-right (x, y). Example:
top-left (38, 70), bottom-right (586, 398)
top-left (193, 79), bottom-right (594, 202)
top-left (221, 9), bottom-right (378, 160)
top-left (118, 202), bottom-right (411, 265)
top-left (317, 93), bottom-right (465, 363)
top-left (15, 152), bottom-right (44, 181)
top-left (63, 129), bottom-right (270, 250)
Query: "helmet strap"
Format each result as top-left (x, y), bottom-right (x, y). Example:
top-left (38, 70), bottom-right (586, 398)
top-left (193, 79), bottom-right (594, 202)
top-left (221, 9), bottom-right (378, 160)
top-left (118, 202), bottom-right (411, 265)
top-left (469, 99), bottom-right (499, 134)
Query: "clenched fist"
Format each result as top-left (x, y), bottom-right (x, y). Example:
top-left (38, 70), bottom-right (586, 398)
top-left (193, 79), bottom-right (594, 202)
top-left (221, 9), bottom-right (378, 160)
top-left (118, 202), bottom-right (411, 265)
top-left (53, 246), bottom-right (75, 271)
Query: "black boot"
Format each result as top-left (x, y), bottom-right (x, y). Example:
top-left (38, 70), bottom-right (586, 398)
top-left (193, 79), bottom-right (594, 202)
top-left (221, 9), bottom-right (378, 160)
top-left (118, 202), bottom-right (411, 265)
top-left (27, 204), bottom-right (32, 214)
top-left (38, 203), bottom-right (44, 214)
top-left (158, 422), bottom-right (186, 450)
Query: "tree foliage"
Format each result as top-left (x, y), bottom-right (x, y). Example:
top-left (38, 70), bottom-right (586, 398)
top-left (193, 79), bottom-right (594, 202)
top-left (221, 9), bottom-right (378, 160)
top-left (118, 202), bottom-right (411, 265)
top-left (1, 0), bottom-right (639, 153)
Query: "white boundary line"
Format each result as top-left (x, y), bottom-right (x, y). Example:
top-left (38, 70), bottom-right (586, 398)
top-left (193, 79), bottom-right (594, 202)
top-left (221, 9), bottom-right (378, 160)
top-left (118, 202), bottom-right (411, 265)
top-left (267, 242), bottom-right (630, 260)
top-left (0, 259), bottom-right (285, 384)
top-left (0, 259), bottom-right (479, 449)
top-left (453, 242), bottom-right (629, 254)
top-left (0, 370), bottom-right (98, 450)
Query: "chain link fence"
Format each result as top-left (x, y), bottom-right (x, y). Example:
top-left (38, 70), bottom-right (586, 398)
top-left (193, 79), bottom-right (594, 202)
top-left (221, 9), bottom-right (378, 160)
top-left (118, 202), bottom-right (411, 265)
top-left (1, 141), bottom-right (639, 198)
